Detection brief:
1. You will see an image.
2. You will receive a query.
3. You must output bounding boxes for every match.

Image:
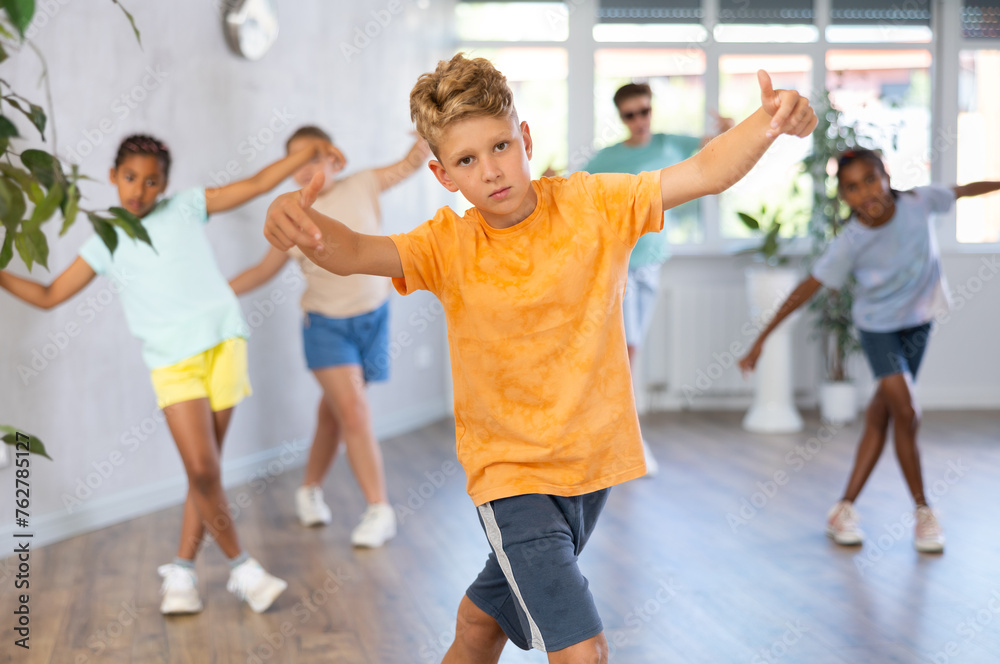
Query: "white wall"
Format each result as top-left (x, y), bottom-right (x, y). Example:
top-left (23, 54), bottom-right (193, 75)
top-left (0, 0), bottom-right (458, 547)
top-left (634, 252), bottom-right (1000, 414)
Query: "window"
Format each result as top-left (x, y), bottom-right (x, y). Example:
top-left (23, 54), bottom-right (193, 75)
top-left (957, 50), bottom-right (1000, 243)
top-left (594, 49), bottom-right (706, 242)
top-left (455, 1), bottom-right (568, 41)
top-left (718, 55), bottom-right (814, 239)
top-left (826, 50), bottom-right (932, 192)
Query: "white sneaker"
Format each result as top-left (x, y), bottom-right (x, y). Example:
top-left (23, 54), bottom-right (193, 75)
top-left (914, 506), bottom-right (945, 553)
top-left (641, 439), bottom-right (659, 479)
top-left (157, 563), bottom-right (203, 615)
top-left (826, 500), bottom-right (864, 546)
top-left (351, 503), bottom-right (397, 548)
top-left (227, 558), bottom-right (287, 613)
top-left (296, 485), bottom-right (332, 526)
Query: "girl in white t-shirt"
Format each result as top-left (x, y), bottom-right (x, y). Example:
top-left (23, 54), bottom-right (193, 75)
top-left (739, 149), bottom-right (1000, 554)
top-left (230, 126), bottom-right (429, 548)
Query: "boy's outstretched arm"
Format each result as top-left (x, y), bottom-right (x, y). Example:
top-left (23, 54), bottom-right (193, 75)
top-left (264, 173), bottom-right (404, 279)
top-left (205, 138), bottom-right (345, 215)
top-left (229, 246), bottom-right (290, 296)
top-left (373, 136), bottom-right (431, 192)
top-left (953, 181), bottom-right (1000, 199)
top-left (0, 257), bottom-right (96, 310)
top-left (738, 275), bottom-right (822, 374)
top-left (659, 70), bottom-right (817, 211)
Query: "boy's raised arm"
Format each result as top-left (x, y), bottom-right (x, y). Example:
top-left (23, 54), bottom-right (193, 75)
top-left (264, 173), bottom-right (404, 279)
top-left (659, 70), bottom-right (817, 211)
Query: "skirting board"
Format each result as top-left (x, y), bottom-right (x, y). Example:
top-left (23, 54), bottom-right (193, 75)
top-left (0, 398), bottom-right (450, 550)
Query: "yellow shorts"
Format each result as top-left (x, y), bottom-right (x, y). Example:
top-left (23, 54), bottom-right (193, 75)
top-left (149, 338), bottom-right (252, 411)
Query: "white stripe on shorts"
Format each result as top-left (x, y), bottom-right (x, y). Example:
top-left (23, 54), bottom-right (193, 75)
top-left (478, 502), bottom-right (547, 652)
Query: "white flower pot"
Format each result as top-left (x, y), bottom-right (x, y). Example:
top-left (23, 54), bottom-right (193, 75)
top-left (819, 381), bottom-right (857, 424)
top-left (742, 266), bottom-right (804, 433)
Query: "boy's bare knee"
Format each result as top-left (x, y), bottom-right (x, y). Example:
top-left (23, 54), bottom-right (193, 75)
top-left (455, 596), bottom-right (505, 650)
top-left (548, 633), bottom-right (608, 664)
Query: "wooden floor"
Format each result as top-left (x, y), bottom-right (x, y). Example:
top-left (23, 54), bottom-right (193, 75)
top-left (3, 410), bottom-right (1000, 663)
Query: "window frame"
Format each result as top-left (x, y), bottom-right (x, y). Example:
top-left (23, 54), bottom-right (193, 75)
top-left (457, 0), bottom-right (999, 254)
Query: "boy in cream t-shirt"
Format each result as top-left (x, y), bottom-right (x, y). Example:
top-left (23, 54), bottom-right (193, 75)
top-left (231, 126), bottom-right (429, 547)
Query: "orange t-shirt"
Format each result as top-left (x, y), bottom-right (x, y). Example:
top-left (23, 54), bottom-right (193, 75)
top-left (390, 171), bottom-right (663, 505)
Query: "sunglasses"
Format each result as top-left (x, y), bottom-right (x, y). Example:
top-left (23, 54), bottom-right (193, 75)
top-left (620, 107), bottom-right (652, 121)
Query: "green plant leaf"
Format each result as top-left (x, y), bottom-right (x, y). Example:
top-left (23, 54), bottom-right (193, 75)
top-left (5, 96), bottom-right (46, 137)
top-left (87, 212), bottom-right (118, 255)
top-left (0, 114), bottom-right (18, 138)
top-left (21, 149), bottom-right (60, 188)
top-left (108, 205), bottom-right (152, 247)
top-left (0, 175), bottom-right (26, 227)
top-left (0, 227), bottom-right (13, 268)
top-left (27, 179), bottom-right (62, 227)
top-left (2, 0), bottom-right (36, 38)
top-left (13, 228), bottom-right (32, 269)
top-left (0, 42), bottom-right (7, 64)
top-left (0, 426), bottom-right (53, 460)
top-left (59, 182), bottom-right (78, 235)
top-left (110, 0), bottom-right (141, 47)
top-left (737, 211), bottom-right (760, 231)
top-left (0, 163), bottom-right (43, 204)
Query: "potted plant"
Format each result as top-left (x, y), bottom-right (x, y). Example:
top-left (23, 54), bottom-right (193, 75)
top-left (735, 198), bottom-right (809, 433)
top-left (800, 91), bottom-right (882, 423)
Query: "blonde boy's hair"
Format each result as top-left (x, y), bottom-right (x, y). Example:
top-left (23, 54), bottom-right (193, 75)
top-left (409, 53), bottom-right (517, 155)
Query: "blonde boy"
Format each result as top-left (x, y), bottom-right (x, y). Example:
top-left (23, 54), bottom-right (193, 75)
top-left (264, 54), bottom-right (816, 663)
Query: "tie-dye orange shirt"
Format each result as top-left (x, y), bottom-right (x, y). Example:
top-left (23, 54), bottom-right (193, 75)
top-left (390, 171), bottom-right (663, 505)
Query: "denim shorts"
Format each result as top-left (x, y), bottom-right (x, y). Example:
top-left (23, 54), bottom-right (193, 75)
top-left (623, 265), bottom-right (661, 347)
top-left (466, 490), bottom-right (610, 653)
top-left (857, 322), bottom-right (932, 380)
top-left (301, 302), bottom-right (390, 382)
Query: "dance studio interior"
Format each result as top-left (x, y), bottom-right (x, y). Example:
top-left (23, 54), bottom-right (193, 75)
top-left (1, 1), bottom-right (998, 662)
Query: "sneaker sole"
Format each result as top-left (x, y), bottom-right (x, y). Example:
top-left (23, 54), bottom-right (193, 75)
top-left (351, 529), bottom-right (397, 548)
top-left (825, 527), bottom-right (863, 546)
top-left (161, 597), bottom-right (203, 615)
top-left (247, 578), bottom-right (288, 613)
top-left (915, 540), bottom-right (945, 553)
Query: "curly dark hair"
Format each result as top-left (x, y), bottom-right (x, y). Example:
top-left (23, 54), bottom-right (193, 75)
top-left (114, 134), bottom-right (172, 179)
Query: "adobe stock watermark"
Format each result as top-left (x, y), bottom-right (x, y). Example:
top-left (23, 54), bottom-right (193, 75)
top-left (339, 0), bottom-right (426, 63)
top-left (63, 67), bottom-right (170, 166)
top-left (245, 566), bottom-right (355, 664)
top-left (605, 577), bottom-right (682, 656)
top-left (750, 620), bottom-right (808, 664)
top-left (854, 458), bottom-right (970, 575)
top-left (17, 267), bottom-right (135, 386)
top-left (206, 107), bottom-right (296, 188)
top-left (392, 459), bottom-right (460, 526)
top-left (726, 421), bottom-right (844, 533)
top-left (928, 587), bottom-right (1000, 664)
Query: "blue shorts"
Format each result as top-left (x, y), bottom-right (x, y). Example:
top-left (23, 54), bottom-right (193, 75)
top-left (858, 322), bottom-right (932, 380)
top-left (623, 265), bottom-right (661, 348)
top-left (301, 302), bottom-right (390, 382)
top-left (467, 490), bottom-right (610, 653)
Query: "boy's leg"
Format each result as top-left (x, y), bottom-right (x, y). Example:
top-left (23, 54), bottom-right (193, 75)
top-left (469, 491), bottom-right (609, 654)
top-left (312, 365), bottom-right (387, 505)
top-left (442, 595), bottom-right (508, 664)
top-left (302, 397), bottom-right (343, 486)
top-left (548, 634), bottom-right (609, 664)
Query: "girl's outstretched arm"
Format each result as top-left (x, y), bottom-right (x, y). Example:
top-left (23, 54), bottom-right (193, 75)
top-left (953, 181), bottom-right (1000, 199)
top-left (0, 257), bottom-right (96, 310)
top-left (205, 138), bottom-right (345, 215)
top-left (264, 173), bottom-right (403, 279)
top-left (229, 246), bottom-right (290, 296)
top-left (373, 136), bottom-right (431, 192)
top-left (738, 275), bottom-right (823, 374)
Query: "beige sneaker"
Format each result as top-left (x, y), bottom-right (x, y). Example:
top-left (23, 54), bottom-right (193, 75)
top-left (296, 485), bottom-right (332, 527)
top-left (157, 563), bottom-right (203, 615)
top-left (350, 503), bottom-right (397, 548)
top-left (227, 558), bottom-right (287, 613)
top-left (826, 500), bottom-right (864, 546)
top-left (914, 506), bottom-right (945, 553)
